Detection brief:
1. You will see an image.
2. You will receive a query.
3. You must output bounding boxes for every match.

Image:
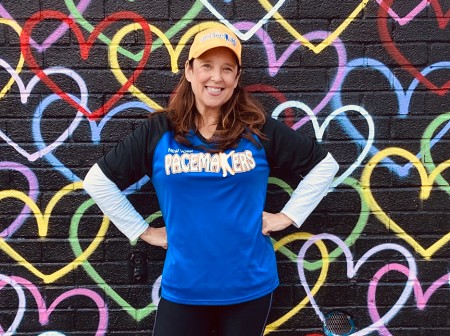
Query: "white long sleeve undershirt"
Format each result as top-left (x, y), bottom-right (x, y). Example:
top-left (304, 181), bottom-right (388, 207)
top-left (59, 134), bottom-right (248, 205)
top-left (280, 152), bottom-right (339, 227)
top-left (83, 163), bottom-right (149, 241)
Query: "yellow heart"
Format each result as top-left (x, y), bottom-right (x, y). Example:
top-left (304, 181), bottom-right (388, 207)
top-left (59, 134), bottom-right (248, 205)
top-left (361, 147), bottom-right (450, 259)
top-left (0, 19), bottom-right (25, 99)
top-left (264, 232), bottom-right (329, 334)
top-left (0, 182), bottom-right (109, 283)
top-left (109, 21), bottom-right (225, 110)
top-left (258, 0), bottom-right (369, 54)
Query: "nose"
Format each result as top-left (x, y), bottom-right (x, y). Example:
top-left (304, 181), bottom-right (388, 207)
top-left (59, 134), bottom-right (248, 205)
top-left (210, 68), bottom-right (222, 82)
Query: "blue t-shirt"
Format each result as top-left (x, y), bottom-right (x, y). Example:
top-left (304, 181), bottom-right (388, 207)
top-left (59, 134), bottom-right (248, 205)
top-left (98, 112), bottom-right (327, 305)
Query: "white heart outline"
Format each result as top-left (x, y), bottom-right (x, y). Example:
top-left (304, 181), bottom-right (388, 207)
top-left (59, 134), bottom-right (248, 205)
top-left (0, 274), bottom-right (26, 336)
top-left (297, 233), bottom-right (416, 335)
top-left (271, 102), bottom-right (374, 188)
top-left (200, 0), bottom-right (286, 40)
top-left (0, 60), bottom-right (88, 161)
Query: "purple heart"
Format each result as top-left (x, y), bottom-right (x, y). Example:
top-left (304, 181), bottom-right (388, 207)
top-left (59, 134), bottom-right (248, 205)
top-left (0, 162), bottom-right (39, 238)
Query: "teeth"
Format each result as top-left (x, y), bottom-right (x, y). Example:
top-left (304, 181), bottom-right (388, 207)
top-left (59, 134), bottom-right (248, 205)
top-left (207, 87), bottom-right (222, 93)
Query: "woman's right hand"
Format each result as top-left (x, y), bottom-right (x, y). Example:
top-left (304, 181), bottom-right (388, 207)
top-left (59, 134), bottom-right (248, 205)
top-left (139, 226), bottom-right (168, 249)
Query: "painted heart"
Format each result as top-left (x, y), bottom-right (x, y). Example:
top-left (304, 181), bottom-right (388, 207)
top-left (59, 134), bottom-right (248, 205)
top-left (264, 232), bottom-right (330, 334)
top-left (70, 200), bottom-right (162, 321)
top-left (268, 176), bottom-right (370, 273)
top-left (0, 274), bottom-right (26, 335)
top-left (429, 0), bottom-right (450, 28)
top-left (0, 162), bottom-right (38, 238)
top-left (234, 25), bottom-right (346, 122)
top-left (376, 0), bottom-right (429, 26)
top-left (330, 57), bottom-right (450, 178)
top-left (200, 0), bottom-right (286, 41)
top-left (369, 263), bottom-right (450, 336)
top-left (0, 275), bottom-right (107, 335)
top-left (0, 19), bottom-right (24, 99)
top-left (0, 64), bottom-right (88, 162)
top-left (272, 102), bottom-right (374, 188)
top-left (421, 111), bottom-right (450, 193)
top-left (361, 147), bottom-right (450, 259)
top-left (263, 176), bottom-right (371, 333)
top-left (20, 10), bottom-right (152, 120)
top-left (66, 0), bottom-right (203, 62)
top-left (33, 98), bottom-right (152, 184)
top-left (0, 182), bottom-right (109, 283)
top-left (378, 0), bottom-right (450, 95)
top-left (259, 0), bottom-right (369, 53)
top-left (298, 233), bottom-right (416, 336)
top-left (0, 1), bottom-right (90, 52)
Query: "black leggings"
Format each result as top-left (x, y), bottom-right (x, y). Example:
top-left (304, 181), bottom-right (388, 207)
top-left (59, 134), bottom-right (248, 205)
top-left (152, 293), bottom-right (273, 336)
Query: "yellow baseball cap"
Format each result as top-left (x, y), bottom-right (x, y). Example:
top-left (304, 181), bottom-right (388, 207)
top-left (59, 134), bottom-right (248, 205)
top-left (188, 25), bottom-right (242, 66)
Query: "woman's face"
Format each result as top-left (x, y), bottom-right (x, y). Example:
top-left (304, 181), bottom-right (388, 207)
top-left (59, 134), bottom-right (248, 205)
top-left (185, 47), bottom-right (240, 115)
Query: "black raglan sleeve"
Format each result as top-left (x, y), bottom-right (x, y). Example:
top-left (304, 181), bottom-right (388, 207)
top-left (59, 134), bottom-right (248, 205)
top-left (260, 116), bottom-right (328, 178)
top-left (97, 112), bottom-right (170, 191)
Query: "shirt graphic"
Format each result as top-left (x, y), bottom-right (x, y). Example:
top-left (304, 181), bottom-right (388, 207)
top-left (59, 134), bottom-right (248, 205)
top-left (165, 148), bottom-right (256, 177)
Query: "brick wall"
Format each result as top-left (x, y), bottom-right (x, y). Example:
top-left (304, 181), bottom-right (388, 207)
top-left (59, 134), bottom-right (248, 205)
top-left (0, 1), bottom-right (449, 335)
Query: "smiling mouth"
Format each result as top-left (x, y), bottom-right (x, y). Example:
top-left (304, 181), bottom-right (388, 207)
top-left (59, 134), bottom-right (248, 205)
top-left (206, 87), bottom-right (223, 94)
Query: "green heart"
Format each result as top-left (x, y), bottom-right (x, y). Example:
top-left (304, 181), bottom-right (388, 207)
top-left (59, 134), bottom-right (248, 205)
top-left (65, 0), bottom-right (204, 61)
top-left (268, 176), bottom-right (369, 270)
top-left (70, 199), bottom-right (160, 321)
top-left (421, 111), bottom-right (450, 193)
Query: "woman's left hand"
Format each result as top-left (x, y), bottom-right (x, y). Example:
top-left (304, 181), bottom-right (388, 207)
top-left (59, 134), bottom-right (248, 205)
top-left (261, 211), bottom-right (294, 236)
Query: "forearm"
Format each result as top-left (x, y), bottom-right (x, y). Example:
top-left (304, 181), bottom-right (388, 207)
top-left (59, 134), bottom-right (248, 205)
top-left (281, 152), bottom-right (339, 228)
top-left (83, 163), bottom-right (149, 241)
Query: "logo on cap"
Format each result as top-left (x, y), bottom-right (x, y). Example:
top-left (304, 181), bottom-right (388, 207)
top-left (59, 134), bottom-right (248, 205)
top-left (200, 32), bottom-right (237, 47)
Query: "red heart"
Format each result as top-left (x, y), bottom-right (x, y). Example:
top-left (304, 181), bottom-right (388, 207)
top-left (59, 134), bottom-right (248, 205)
top-left (20, 10), bottom-right (152, 121)
top-left (377, 0), bottom-right (450, 96)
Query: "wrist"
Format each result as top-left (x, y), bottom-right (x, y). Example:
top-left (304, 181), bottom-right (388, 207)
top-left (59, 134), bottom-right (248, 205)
top-left (280, 212), bottom-right (294, 227)
top-left (139, 226), bottom-right (152, 239)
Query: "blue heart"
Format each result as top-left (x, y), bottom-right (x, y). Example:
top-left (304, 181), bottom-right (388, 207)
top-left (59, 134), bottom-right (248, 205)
top-left (32, 94), bottom-right (153, 192)
top-left (331, 58), bottom-right (450, 177)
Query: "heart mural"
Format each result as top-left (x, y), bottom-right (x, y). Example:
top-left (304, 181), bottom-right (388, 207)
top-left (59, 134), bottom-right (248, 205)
top-left (369, 263), bottom-right (450, 336)
top-left (298, 233), bottom-right (417, 335)
top-left (0, 274), bottom-right (107, 335)
top-left (0, 182), bottom-right (109, 283)
top-left (20, 10), bottom-right (152, 120)
top-left (361, 147), bottom-right (450, 259)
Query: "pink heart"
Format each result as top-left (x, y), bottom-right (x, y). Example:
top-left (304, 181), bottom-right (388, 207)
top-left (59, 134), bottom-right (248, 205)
top-left (376, 0), bottom-right (429, 26)
top-left (0, 276), bottom-right (108, 335)
top-left (298, 234), bottom-right (416, 336)
top-left (369, 263), bottom-right (450, 336)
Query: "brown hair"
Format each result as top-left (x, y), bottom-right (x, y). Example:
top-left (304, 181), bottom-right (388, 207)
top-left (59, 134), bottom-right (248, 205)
top-left (157, 60), bottom-right (267, 152)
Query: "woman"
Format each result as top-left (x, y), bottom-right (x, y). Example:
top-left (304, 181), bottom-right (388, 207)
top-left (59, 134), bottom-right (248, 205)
top-left (83, 24), bottom-right (339, 336)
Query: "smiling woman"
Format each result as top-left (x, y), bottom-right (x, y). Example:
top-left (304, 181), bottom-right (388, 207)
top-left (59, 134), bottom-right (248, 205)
top-left (83, 23), bottom-right (339, 336)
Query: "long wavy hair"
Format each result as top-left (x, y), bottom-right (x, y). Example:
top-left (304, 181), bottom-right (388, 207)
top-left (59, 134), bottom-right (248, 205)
top-left (155, 59), bottom-right (267, 151)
